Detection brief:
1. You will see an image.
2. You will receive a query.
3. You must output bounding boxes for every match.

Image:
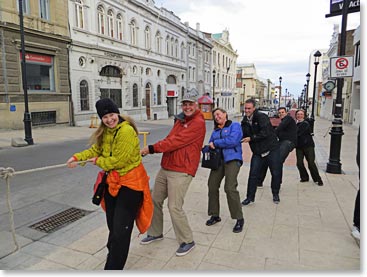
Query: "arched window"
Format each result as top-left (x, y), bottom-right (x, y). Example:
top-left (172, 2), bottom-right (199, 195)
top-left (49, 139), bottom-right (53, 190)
top-left (175, 39), bottom-right (178, 58)
top-left (170, 38), bottom-right (174, 57)
top-left (100, 65), bottom-right (121, 77)
top-left (155, 31), bottom-right (162, 53)
top-left (116, 14), bottom-right (123, 40)
top-left (180, 42), bottom-right (185, 60)
top-left (130, 20), bottom-right (137, 46)
top-left (145, 26), bottom-right (151, 49)
top-left (97, 5), bottom-right (105, 35)
top-left (166, 36), bottom-right (170, 56)
top-left (167, 75), bottom-right (176, 84)
top-left (133, 83), bottom-right (138, 107)
top-left (157, 85), bottom-right (162, 105)
top-left (80, 80), bottom-right (89, 111)
top-left (107, 9), bottom-right (114, 38)
top-left (75, 0), bottom-right (84, 29)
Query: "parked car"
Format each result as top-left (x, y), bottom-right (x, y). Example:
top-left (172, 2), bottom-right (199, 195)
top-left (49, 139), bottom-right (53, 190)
top-left (258, 107), bottom-right (271, 116)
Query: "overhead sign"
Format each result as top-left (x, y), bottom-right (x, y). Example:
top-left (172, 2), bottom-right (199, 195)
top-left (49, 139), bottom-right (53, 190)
top-left (327, 0), bottom-right (360, 17)
top-left (330, 56), bottom-right (354, 78)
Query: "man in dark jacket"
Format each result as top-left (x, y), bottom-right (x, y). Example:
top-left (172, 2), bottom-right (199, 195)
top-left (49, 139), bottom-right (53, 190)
top-left (241, 99), bottom-right (282, 204)
top-left (257, 107), bottom-right (297, 188)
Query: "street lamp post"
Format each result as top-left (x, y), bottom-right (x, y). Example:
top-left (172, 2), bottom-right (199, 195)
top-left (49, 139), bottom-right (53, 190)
top-left (19, 0), bottom-right (33, 145)
top-left (278, 76), bottom-right (282, 109)
top-left (284, 88), bottom-right (288, 107)
top-left (326, 0), bottom-right (350, 174)
top-left (309, 51), bottom-right (321, 133)
top-left (212, 69), bottom-right (216, 108)
top-left (305, 73), bottom-right (310, 113)
top-left (300, 91), bottom-right (304, 109)
top-left (241, 84), bottom-right (246, 116)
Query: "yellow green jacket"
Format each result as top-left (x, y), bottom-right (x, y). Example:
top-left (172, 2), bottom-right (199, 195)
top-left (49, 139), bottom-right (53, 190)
top-left (73, 121), bottom-right (142, 176)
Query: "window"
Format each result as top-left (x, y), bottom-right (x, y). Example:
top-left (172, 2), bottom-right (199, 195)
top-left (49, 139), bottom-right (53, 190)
top-left (17, 0), bottom-right (30, 15)
top-left (145, 26), bottom-right (151, 50)
top-left (116, 14), bottom-right (123, 40)
top-left (166, 36), bottom-right (170, 56)
top-left (157, 85), bottom-right (162, 105)
top-left (100, 89), bottom-right (122, 108)
top-left (175, 39), bottom-right (178, 58)
top-left (133, 84), bottom-right (138, 107)
top-left (39, 0), bottom-right (50, 20)
top-left (107, 10), bottom-right (114, 38)
top-left (97, 5), bottom-right (105, 35)
top-left (74, 0), bottom-right (84, 28)
top-left (171, 38), bottom-right (174, 57)
top-left (100, 65), bottom-right (121, 77)
top-left (355, 42), bottom-right (360, 67)
top-left (130, 20), bottom-right (137, 46)
top-left (21, 52), bottom-right (54, 91)
top-left (146, 68), bottom-right (152, 76)
top-left (155, 32), bottom-right (162, 53)
top-left (80, 80), bottom-right (89, 111)
top-left (180, 42), bottom-right (185, 60)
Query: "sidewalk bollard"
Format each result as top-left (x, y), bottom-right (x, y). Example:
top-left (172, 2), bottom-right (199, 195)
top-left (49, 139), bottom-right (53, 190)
top-left (89, 115), bottom-right (99, 128)
top-left (138, 131), bottom-right (150, 147)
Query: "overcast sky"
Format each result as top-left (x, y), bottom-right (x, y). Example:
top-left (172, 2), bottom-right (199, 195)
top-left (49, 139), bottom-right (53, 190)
top-left (159, 0), bottom-right (360, 98)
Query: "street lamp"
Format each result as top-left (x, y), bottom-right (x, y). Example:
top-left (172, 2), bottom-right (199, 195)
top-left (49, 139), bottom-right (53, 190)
top-left (305, 73), bottom-right (311, 113)
top-left (284, 88), bottom-right (288, 107)
top-left (241, 84), bottom-right (246, 116)
top-left (309, 51), bottom-right (321, 133)
top-left (19, 0), bottom-right (34, 145)
top-left (212, 69), bottom-right (216, 108)
top-left (278, 76), bottom-right (282, 109)
top-left (300, 90), bottom-right (304, 109)
top-left (326, 0), bottom-right (350, 174)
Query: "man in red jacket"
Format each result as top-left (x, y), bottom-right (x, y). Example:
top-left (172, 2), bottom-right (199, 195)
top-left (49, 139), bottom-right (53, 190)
top-left (140, 91), bottom-right (206, 257)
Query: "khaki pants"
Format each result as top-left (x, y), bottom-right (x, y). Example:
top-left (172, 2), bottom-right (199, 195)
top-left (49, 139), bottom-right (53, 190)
top-left (147, 168), bottom-right (193, 244)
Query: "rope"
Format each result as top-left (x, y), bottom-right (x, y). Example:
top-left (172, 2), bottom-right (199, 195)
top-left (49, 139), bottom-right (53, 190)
top-left (0, 161), bottom-right (91, 255)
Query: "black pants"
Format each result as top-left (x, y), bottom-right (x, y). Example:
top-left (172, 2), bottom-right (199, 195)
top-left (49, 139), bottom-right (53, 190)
top-left (295, 146), bottom-right (321, 182)
top-left (247, 146), bottom-right (282, 200)
top-left (258, 140), bottom-right (294, 185)
top-left (104, 186), bottom-right (143, 270)
top-left (353, 189), bottom-right (360, 230)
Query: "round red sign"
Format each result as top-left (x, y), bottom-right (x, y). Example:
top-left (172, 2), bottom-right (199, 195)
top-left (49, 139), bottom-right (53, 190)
top-left (335, 58), bottom-right (349, 69)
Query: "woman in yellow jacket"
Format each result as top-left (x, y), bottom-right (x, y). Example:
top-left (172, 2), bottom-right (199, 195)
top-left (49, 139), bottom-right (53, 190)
top-left (66, 98), bottom-right (152, 270)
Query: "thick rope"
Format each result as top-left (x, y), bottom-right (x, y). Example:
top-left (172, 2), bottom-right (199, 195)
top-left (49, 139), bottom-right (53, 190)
top-left (0, 161), bottom-right (91, 255)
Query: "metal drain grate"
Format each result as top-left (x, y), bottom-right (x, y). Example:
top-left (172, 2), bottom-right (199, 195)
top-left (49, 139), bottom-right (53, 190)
top-left (29, 207), bottom-right (91, 233)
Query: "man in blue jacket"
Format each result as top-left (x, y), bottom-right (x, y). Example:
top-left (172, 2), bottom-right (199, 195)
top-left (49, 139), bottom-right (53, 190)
top-left (241, 99), bottom-right (282, 204)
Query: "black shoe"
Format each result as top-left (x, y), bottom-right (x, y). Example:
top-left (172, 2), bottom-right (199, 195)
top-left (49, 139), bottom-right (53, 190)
top-left (257, 183), bottom-right (263, 189)
top-left (273, 194), bottom-right (280, 204)
top-left (317, 179), bottom-right (323, 186)
top-left (206, 216), bottom-right (221, 226)
top-left (233, 218), bottom-right (244, 233)
top-left (241, 198), bottom-right (254, 206)
top-left (300, 179), bottom-right (309, 182)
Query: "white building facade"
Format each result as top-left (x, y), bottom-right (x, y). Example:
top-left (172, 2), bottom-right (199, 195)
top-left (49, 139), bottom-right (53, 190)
top-left (68, 0), bottom-right (212, 125)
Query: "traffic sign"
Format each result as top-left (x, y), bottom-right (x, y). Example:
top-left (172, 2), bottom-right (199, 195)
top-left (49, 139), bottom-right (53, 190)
top-left (330, 56), bottom-right (354, 78)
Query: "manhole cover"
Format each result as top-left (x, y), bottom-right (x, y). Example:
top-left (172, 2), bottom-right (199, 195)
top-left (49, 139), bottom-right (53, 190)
top-left (29, 207), bottom-right (91, 233)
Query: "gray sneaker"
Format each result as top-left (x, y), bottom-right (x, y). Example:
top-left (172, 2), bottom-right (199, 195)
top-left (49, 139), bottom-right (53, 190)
top-left (140, 234), bottom-right (163, 245)
top-left (175, 241), bottom-right (195, 256)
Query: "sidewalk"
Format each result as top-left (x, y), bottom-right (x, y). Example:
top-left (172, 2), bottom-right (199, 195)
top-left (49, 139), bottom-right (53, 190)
top-left (0, 117), bottom-right (360, 270)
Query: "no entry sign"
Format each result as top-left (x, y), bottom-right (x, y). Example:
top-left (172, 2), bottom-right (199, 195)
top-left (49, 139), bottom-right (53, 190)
top-left (330, 56), bottom-right (354, 78)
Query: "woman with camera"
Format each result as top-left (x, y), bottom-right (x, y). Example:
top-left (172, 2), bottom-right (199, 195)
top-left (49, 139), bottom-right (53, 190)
top-left (205, 108), bottom-right (245, 233)
top-left (66, 98), bottom-right (152, 270)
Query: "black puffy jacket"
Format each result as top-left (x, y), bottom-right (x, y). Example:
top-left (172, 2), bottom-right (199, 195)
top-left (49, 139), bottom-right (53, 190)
top-left (296, 120), bottom-right (315, 148)
top-left (241, 110), bottom-right (279, 155)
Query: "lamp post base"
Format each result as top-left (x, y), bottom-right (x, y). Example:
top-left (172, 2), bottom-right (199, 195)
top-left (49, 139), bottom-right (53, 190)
top-left (326, 118), bottom-right (343, 174)
top-left (23, 112), bottom-right (34, 145)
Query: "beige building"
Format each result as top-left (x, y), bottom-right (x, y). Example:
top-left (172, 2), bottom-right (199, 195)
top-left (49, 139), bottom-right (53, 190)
top-left (0, 0), bottom-right (71, 129)
top-left (208, 29), bottom-right (238, 115)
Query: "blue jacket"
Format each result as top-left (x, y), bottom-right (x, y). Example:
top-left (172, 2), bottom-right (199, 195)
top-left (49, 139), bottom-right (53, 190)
top-left (208, 120), bottom-right (243, 165)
